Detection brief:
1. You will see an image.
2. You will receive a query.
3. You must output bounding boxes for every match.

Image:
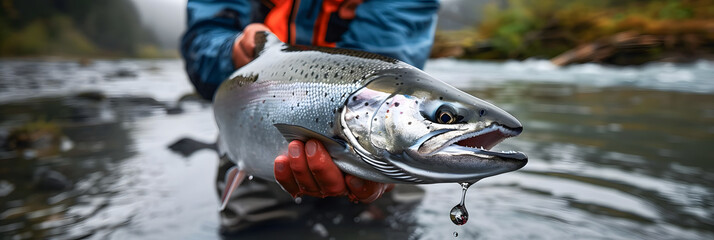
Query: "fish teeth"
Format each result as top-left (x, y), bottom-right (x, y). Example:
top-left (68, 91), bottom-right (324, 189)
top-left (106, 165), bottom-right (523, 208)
top-left (495, 125), bottom-right (520, 137)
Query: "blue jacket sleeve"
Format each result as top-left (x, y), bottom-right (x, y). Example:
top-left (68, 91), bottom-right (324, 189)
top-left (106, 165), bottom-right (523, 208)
top-left (337, 0), bottom-right (439, 70)
top-left (181, 0), bottom-right (253, 100)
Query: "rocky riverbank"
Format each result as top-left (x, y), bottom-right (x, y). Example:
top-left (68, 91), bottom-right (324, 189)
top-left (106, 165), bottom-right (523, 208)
top-left (431, 0), bottom-right (714, 66)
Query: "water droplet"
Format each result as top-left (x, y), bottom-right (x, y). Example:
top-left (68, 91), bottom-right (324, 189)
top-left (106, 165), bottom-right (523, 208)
top-left (294, 197), bottom-right (303, 204)
top-left (248, 175), bottom-right (254, 180)
top-left (450, 182), bottom-right (474, 225)
top-left (450, 204), bottom-right (468, 225)
top-left (453, 231), bottom-right (459, 237)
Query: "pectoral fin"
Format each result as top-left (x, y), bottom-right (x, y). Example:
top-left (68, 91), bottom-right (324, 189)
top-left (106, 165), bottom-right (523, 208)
top-left (273, 124), bottom-right (348, 153)
top-left (219, 166), bottom-right (247, 211)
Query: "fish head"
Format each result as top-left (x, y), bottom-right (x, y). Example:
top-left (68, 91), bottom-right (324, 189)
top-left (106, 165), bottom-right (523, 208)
top-left (341, 68), bottom-right (527, 183)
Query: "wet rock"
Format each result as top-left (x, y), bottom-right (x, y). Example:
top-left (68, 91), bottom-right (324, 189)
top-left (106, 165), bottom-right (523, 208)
top-left (33, 167), bottom-right (72, 191)
top-left (165, 105), bottom-right (184, 115)
top-left (168, 137), bottom-right (217, 157)
top-left (177, 93), bottom-right (211, 109)
top-left (110, 96), bottom-right (162, 107)
top-left (0, 129), bottom-right (8, 150)
top-left (4, 121), bottom-right (62, 153)
top-left (0, 150), bottom-right (17, 160)
top-left (145, 65), bottom-right (161, 72)
top-left (106, 69), bottom-right (137, 79)
top-left (0, 180), bottom-right (15, 197)
top-left (108, 96), bottom-right (168, 117)
top-left (75, 91), bottom-right (106, 101)
top-left (311, 223), bottom-right (329, 238)
top-left (5, 129), bottom-right (33, 150)
top-left (178, 93), bottom-right (207, 103)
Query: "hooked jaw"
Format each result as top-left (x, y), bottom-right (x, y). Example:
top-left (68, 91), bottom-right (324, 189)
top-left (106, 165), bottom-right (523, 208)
top-left (448, 124), bottom-right (527, 162)
top-left (406, 123), bottom-right (527, 183)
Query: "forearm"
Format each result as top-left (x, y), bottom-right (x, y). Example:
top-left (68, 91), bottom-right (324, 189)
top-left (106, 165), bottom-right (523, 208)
top-left (181, 0), bottom-right (253, 100)
top-left (181, 25), bottom-right (239, 101)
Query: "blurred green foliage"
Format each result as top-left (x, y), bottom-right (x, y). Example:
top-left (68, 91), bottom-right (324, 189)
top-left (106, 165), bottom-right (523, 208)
top-left (434, 0), bottom-right (714, 62)
top-left (0, 0), bottom-right (159, 57)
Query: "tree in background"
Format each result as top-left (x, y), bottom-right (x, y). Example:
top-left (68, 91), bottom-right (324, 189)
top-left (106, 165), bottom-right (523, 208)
top-left (0, 0), bottom-right (158, 57)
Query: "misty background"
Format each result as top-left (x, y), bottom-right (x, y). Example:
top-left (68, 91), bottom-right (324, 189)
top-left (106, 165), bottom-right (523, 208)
top-left (130, 0), bottom-right (487, 50)
top-left (0, 0), bottom-right (486, 57)
top-left (130, 0), bottom-right (186, 50)
top-left (1, 0), bottom-right (711, 65)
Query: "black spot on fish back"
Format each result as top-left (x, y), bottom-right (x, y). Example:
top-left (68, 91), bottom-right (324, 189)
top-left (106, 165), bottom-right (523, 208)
top-left (227, 74), bottom-right (258, 89)
top-left (282, 45), bottom-right (398, 64)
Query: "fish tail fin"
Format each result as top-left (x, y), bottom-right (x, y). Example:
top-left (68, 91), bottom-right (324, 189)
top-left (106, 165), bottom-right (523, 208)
top-left (254, 31), bottom-right (283, 58)
top-left (219, 166), bottom-right (247, 211)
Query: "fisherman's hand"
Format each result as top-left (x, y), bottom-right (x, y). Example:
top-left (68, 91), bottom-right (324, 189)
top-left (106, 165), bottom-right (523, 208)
top-left (232, 23), bottom-right (271, 69)
top-left (274, 140), bottom-right (395, 203)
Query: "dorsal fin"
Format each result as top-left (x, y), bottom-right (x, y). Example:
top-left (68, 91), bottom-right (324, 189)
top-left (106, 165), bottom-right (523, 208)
top-left (253, 31), bottom-right (283, 58)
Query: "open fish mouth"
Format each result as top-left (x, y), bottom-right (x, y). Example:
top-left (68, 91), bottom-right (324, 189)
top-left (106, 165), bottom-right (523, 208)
top-left (439, 124), bottom-right (527, 162)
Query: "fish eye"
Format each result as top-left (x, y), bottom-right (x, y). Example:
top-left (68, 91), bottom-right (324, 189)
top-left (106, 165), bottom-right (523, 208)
top-left (438, 111), bottom-right (455, 124)
top-left (436, 106), bottom-right (457, 124)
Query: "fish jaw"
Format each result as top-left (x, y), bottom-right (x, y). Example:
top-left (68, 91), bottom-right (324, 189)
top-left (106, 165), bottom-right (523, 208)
top-left (399, 124), bottom-right (527, 183)
top-left (402, 146), bottom-right (527, 183)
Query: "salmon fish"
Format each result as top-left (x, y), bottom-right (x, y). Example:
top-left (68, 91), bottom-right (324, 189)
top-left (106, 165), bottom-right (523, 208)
top-left (213, 32), bottom-right (527, 209)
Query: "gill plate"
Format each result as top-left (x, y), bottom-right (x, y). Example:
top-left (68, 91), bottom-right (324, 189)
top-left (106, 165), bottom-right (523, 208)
top-left (339, 107), bottom-right (423, 183)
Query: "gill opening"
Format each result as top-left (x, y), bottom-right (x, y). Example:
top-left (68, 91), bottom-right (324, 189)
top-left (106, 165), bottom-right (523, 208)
top-left (340, 106), bottom-right (422, 182)
top-left (366, 91), bottom-right (397, 147)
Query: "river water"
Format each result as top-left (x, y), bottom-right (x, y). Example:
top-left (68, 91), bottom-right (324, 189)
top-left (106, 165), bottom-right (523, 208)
top-left (0, 58), bottom-right (712, 239)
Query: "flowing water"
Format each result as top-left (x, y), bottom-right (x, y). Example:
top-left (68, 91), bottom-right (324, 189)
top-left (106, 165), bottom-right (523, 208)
top-left (0, 58), bottom-right (712, 239)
